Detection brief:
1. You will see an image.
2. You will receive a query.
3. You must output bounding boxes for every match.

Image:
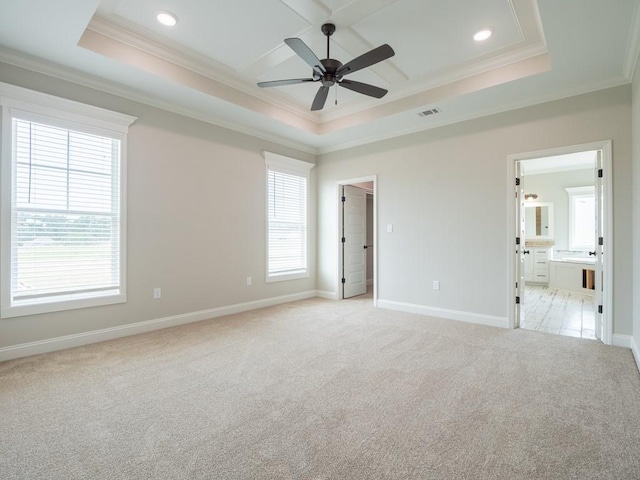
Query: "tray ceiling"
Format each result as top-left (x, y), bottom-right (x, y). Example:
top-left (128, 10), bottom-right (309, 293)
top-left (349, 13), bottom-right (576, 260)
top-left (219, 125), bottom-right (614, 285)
top-left (0, 0), bottom-right (637, 152)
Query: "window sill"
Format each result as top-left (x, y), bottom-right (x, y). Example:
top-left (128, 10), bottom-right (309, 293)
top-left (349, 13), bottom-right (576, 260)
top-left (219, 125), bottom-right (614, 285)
top-left (266, 271), bottom-right (309, 283)
top-left (1, 291), bottom-right (126, 319)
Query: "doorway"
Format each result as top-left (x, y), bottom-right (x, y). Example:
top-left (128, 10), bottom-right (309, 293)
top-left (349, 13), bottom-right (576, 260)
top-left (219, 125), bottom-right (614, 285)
top-left (507, 141), bottom-right (613, 344)
top-left (336, 176), bottom-right (377, 303)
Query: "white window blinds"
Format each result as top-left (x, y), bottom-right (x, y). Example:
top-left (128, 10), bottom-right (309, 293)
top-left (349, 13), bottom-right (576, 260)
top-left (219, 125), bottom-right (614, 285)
top-left (268, 169), bottom-right (307, 275)
top-left (11, 118), bottom-right (122, 303)
top-left (1, 84), bottom-right (134, 318)
top-left (264, 152), bottom-right (314, 282)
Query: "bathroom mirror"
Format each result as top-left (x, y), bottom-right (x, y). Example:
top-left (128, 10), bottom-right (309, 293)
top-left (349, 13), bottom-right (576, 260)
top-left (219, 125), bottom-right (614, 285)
top-left (525, 202), bottom-right (554, 239)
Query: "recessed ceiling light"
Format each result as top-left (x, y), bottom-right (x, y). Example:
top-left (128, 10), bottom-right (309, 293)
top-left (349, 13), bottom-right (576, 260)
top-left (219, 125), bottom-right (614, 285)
top-left (157, 11), bottom-right (178, 27)
top-left (473, 28), bottom-right (493, 42)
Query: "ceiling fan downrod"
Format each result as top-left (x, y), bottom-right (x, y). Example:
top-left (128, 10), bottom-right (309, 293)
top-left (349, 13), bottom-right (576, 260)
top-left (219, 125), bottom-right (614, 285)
top-left (321, 23), bottom-right (335, 59)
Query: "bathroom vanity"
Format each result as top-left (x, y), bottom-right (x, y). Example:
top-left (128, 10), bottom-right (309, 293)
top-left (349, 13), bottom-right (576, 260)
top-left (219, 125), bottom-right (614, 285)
top-left (524, 247), bottom-right (551, 284)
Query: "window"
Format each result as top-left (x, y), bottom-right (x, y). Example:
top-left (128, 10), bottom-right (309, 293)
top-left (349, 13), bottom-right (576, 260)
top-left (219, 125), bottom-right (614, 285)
top-left (566, 186), bottom-right (595, 250)
top-left (1, 83), bottom-right (135, 318)
top-left (264, 152), bottom-right (314, 282)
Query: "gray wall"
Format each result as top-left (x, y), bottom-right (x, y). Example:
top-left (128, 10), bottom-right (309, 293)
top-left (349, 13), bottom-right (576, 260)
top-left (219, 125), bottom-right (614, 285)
top-left (0, 63), bottom-right (317, 348)
top-left (317, 86), bottom-right (633, 336)
top-left (523, 168), bottom-right (595, 251)
top-left (0, 63), bottom-right (636, 349)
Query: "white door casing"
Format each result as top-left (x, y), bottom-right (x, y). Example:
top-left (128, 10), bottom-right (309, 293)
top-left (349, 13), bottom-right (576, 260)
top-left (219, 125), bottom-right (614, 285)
top-left (342, 185), bottom-right (367, 298)
top-left (507, 140), bottom-right (612, 344)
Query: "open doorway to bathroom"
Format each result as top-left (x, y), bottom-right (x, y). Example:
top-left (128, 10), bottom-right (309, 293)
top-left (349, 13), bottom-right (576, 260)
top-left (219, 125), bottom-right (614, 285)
top-left (508, 142), bottom-right (613, 344)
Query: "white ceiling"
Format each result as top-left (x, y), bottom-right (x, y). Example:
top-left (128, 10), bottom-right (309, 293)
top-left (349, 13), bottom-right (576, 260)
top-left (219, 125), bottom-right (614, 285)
top-left (0, 0), bottom-right (638, 154)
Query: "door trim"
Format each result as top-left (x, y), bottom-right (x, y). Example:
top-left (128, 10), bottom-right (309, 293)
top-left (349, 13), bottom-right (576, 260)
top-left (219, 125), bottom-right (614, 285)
top-left (336, 175), bottom-right (377, 304)
top-left (506, 140), bottom-right (613, 344)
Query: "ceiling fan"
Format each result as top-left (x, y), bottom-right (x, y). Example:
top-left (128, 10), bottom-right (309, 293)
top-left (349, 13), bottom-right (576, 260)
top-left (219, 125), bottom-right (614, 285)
top-left (257, 23), bottom-right (395, 111)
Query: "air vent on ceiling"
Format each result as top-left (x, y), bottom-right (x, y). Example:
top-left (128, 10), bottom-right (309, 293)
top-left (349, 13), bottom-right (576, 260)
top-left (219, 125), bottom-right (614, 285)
top-left (418, 108), bottom-right (440, 117)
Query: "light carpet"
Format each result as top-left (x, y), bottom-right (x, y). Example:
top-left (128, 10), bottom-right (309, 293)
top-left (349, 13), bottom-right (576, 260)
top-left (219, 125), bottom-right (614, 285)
top-left (1, 295), bottom-right (639, 479)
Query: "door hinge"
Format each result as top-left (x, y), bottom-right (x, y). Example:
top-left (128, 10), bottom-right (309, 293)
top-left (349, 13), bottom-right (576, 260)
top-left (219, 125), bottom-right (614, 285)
top-left (341, 237), bottom-right (345, 243)
top-left (515, 296), bottom-right (520, 305)
top-left (341, 196), bottom-right (346, 202)
top-left (516, 237), bottom-right (521, 245)
top-left (598, 305), bottom-right (603, 314)
top-left (341, 278), bottom-right (346, 284)
top-left (515, 177), bottom-right (521, 186)
top-left (516, 282), bottom-right (518, 289)
top-left (599, 237), bottom-right (603, 246)
top-left (598, 169), bottom-right (603, 178)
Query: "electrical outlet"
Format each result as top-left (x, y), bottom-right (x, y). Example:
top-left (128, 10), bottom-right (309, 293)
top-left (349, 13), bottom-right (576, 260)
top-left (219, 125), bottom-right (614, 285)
top-left (246, 277), bottom-right (252, 286)
top-left (433, 281), bottom-right (440, 291)
top-left (153, 288), bottom-right (161, 299)
top-left (387, 224), bottom-right (393, 233)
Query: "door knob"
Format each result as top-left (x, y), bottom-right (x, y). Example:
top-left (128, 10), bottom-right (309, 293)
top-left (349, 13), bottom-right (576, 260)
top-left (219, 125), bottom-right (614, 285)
top-left (523, 250), bottom-right (530, 255)
top-left (363, 245), bottom-right (368, 249)
top-left (589, 251), bottom-right (596, 256)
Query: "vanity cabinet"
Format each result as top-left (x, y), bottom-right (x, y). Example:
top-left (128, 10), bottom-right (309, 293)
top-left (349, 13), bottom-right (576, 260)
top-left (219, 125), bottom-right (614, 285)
top-left (524, 247), bottom-right (551, 284)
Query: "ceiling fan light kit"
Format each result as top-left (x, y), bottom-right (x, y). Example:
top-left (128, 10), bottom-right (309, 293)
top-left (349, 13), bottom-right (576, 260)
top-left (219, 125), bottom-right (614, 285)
top-left (257, 23), bottom-right (395, 111)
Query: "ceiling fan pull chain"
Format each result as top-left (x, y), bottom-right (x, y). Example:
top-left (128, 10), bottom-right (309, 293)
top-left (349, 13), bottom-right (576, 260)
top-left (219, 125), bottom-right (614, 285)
top-left (335, 84), bottom-right (338, 106)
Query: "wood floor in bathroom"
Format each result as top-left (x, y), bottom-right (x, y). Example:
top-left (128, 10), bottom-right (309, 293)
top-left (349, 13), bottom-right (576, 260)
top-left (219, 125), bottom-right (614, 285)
top-left (521, 284), bottom-right (596, 340)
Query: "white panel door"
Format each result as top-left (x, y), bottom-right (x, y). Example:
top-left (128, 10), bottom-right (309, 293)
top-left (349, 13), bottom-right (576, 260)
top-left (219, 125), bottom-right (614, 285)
top-left (343, 185), bottom-right (367, 298)
top-left (515, 162), bottom-right (525, 327)
top-left (594, 150), bottom-right (604, 340)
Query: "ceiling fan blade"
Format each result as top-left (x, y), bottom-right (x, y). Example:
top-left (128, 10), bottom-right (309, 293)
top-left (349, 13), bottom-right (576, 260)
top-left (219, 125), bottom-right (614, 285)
top-left (339, 79), bottom-right (388, 98)
top-left (336, 44), bottom-right (395, 77)
top-left (257, 78), bottom-right (316, 88)
top-left (311, 86), bottom-right (330, 111)
top-left (285, 38), bottom-right (326, 75)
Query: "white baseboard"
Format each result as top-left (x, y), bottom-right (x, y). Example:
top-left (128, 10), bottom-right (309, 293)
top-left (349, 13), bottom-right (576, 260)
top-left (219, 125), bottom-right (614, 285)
top-left (0, 290), bottom-right (317, 362)
top-left (377, 299), bottom-right (509, 329)
top-left (632, 337), bottom-right (640, 374)
top-left (315, 290), bottom-right (338, 300)
top-left (612, 334), bottom-right (633, 348)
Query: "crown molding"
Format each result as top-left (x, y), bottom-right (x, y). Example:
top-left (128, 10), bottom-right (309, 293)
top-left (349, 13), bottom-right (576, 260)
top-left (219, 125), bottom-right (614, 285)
top-left (623, 1), bottom-right (640, 80)
top-left (2, 45), bottom-right (628, 159)
top-left (0, 49), bottom-right (320, 155)
top-left (318, 76), bottom-right (630, 155)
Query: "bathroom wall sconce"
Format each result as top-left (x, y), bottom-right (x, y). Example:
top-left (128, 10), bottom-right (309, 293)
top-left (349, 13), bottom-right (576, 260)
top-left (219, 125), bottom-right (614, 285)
top-left (524, 193), bottom-right (538, 201)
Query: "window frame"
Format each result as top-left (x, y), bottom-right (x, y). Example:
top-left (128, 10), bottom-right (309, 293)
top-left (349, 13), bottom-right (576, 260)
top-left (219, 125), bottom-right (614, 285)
top-left (566, 185), bottom-right (596, 251)
top-left (264, 151), bottom-right (314, 283)
top-left (0, 82), bottom-right (136, 319)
